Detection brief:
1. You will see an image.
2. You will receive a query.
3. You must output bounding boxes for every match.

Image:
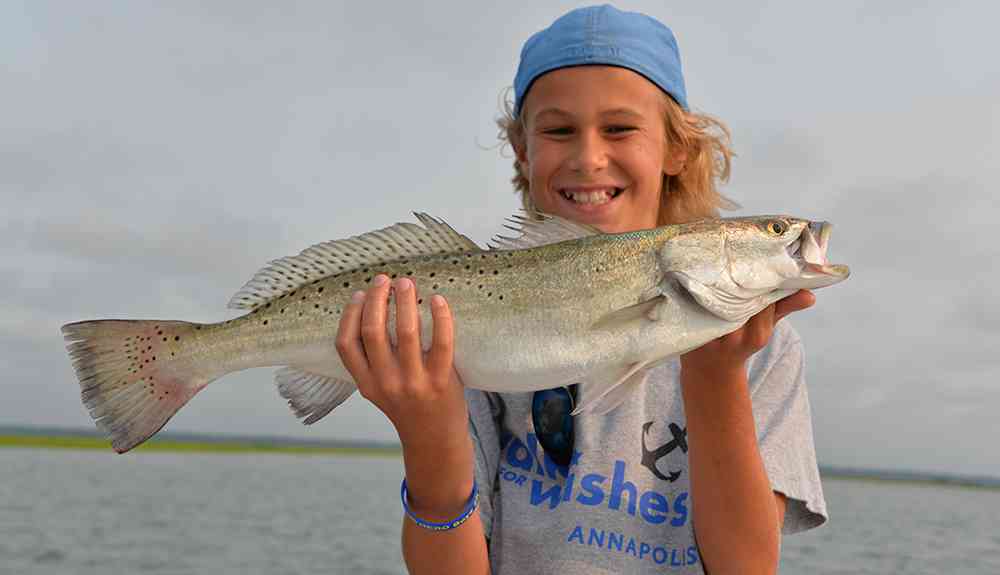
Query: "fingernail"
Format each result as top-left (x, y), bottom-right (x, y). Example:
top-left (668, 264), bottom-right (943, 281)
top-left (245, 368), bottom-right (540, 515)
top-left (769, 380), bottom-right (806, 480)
top-left (373, 274), bottom-right (388, 286)
top-left (395, 277), bottom-right (411, 291)
top-left (431, 294), bottom-right (446, 309)
top-left (351, 291), bottom-right (365, 303)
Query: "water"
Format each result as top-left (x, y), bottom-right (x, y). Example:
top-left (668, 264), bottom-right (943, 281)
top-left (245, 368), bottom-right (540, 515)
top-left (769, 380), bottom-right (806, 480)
top-left (0, 450), bottom-right (407, 575)
top-left (2, 450), bottom-right (998, 574)
top-left (781, 477), bottom-right (1000, 574)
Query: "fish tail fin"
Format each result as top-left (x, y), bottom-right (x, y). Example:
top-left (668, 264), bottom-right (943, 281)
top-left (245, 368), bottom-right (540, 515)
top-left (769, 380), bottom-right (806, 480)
top-left (62, 319), bottom-right (217, 453)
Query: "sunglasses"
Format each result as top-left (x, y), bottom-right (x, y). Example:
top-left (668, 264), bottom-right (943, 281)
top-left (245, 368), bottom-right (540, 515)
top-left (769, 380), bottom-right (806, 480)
top-left (531, 384), bottom-right (578, 468)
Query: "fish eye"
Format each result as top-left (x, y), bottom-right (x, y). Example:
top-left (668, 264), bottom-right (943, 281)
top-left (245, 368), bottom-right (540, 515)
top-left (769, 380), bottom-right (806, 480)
top-left (765, 220), bottom-right (787, 235)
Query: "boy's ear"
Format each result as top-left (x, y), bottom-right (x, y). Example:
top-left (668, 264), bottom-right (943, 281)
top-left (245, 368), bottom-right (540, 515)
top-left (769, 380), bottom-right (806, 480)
top-left (664, 146), bottom-right (687, 176)
top-left (513, 139), bottom-right (529, 168)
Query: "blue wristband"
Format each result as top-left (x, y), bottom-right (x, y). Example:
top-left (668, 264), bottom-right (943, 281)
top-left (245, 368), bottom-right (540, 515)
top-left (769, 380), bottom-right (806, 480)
top-left (400, 478), bottom-right (479, 531)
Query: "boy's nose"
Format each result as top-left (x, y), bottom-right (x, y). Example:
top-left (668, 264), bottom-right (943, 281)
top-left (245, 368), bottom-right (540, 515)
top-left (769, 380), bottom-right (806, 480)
top-left (568, 130), bottom-right (609, 174)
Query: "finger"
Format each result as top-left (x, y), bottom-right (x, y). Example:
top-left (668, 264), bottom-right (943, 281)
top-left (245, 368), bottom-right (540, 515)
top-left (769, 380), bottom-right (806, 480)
top-left (393, 277), bottom-right (424, 378)
top-left (425, 294), bottom-right (455, 378)
top-left (336, 290), bottom-right (373, 386)
top-left (360, 274), bottom-right (396, 374)
top-left (774, 289), bottom-right (815, 322)
top-left (747, 303), bottom-right (775, 348)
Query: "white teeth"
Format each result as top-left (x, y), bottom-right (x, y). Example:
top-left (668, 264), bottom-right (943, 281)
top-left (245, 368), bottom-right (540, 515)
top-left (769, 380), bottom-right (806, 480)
top-left (561, 188), bottom-right (619, 205)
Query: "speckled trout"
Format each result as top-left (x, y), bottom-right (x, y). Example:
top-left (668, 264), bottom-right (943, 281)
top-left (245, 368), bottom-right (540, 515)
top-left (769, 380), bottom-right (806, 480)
top-left (63, 213), bottom-right (849, 453)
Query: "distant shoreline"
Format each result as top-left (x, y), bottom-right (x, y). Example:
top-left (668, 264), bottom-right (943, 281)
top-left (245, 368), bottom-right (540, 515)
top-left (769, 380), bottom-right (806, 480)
top-left (2, 426), bottom-right (998, 489)
top-left (0, 425), bottom-right (401, 457)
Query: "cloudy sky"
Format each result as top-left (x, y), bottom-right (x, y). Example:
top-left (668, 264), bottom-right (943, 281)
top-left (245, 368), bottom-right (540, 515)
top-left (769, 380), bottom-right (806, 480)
top-left (3, 1), bottom-right (997, 477)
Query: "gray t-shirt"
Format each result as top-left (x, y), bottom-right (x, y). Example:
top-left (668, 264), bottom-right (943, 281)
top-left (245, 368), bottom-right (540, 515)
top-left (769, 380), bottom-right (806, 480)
top-left (466, 320), bottom-right (827, 574)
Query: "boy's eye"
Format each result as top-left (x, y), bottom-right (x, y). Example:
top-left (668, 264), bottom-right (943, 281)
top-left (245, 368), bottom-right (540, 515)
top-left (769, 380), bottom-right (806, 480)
top-left (605, 125), bottom-right (637, 134)
top-left (540, 126), bottom-right (574, 136)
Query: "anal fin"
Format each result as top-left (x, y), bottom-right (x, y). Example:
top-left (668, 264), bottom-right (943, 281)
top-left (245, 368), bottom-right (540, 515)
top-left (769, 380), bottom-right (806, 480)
top-left (276, 367), bottom-right (357, 425)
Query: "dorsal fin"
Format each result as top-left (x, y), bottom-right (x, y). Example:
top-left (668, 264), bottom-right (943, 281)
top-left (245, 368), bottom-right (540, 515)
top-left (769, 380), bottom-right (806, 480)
top-left (228, 213), bottom-right (481, 310)
top-left (488, 210), bottom-right (603, 250)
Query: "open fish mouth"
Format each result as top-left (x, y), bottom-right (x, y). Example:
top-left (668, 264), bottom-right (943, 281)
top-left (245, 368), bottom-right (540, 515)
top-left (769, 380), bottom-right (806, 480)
top-left (786, 221), bottom-right (850, 285)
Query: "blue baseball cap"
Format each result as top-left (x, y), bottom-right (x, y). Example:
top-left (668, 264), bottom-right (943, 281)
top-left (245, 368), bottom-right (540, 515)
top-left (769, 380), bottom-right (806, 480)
top-left (513, 4), bottom-right (688, 116)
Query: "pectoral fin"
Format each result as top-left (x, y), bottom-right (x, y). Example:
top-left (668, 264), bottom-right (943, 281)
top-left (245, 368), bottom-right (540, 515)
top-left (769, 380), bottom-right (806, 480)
top-left (592, 294), bottom-right (669, 331)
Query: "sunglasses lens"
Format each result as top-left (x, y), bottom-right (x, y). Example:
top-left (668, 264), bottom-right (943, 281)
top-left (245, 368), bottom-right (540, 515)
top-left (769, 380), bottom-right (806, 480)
top-left (531, 387), bottom-right (575, 467)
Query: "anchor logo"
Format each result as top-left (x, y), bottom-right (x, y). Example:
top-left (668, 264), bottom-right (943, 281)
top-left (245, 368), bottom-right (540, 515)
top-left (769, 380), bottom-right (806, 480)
top-left (640, 421), bottom-right (688, 483)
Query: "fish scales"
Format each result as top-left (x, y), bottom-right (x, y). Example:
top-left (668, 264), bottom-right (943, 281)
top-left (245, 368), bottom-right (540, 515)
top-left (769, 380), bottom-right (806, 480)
top-left (220, 230), bottom-right (662, 367)
top-left (61, 213), bottom-right (848, 452)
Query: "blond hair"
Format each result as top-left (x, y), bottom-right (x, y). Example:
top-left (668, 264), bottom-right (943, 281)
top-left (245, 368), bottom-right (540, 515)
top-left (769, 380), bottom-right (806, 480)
top-left (497, 90), bottom-right (736, 226)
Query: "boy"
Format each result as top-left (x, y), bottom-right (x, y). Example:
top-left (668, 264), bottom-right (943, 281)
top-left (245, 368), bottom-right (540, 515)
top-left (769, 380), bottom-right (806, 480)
top-left (336, 5), bottom-right (826, 574)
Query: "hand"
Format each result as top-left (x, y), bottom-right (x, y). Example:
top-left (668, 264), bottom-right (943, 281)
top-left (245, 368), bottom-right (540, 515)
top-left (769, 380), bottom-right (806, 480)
top-left (681, 289), bottom-right (815, 378)
top-left (335, 274), bottom-right (468, 449)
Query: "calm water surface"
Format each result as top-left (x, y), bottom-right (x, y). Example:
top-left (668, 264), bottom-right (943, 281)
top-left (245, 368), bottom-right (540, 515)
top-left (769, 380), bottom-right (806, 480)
top-left (2, 449), bottom-right (998, 574)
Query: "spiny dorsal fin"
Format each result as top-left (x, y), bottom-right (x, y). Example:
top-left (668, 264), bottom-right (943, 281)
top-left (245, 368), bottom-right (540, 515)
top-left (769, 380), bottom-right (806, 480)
top-left (228, 213), bottom-right (480, 310)
top-left (488, 210), bottom-right (603, 250)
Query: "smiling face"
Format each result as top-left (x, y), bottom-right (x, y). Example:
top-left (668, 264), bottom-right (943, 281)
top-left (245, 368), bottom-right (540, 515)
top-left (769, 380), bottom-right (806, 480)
top-left (516, 66), bottom-right (685, 234)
